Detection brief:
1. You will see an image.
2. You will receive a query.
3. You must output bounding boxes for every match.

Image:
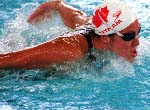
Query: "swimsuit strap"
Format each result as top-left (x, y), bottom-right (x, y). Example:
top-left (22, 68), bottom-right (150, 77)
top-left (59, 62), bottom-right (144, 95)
top-left (80, 27), bottom-right (96, 61)
top-left (80, 31), bottom-right (93, 50)
top-left (73, 24), bottom-right (97, 61)
top-left (75, 25), bottom-right (95, 50)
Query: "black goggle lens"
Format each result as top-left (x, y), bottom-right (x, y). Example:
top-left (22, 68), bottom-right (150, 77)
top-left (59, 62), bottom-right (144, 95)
top-left (121, 27), bottom-right (141, 41)
top-left (121, 32), bottom-right (136, 41)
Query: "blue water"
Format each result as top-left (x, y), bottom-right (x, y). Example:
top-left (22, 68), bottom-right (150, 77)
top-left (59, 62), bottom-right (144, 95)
top-left (0, 0), bottom-right (150, 110)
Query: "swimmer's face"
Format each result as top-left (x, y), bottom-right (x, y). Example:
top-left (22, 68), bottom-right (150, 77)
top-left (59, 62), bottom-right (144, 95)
top-left (110, 19), bottom-right (140, 63)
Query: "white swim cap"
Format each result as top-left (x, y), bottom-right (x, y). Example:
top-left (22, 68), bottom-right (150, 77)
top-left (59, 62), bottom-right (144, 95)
top-left (92, 0), bottom-right (137, 35)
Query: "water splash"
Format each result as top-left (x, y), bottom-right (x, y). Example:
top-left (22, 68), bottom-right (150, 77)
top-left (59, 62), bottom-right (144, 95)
top-left (135, 37), bottom-right (150, 72)
top-left (45, 49), bottom-right (136, 82)
top-left (0, 3), bottom-right (70, 53)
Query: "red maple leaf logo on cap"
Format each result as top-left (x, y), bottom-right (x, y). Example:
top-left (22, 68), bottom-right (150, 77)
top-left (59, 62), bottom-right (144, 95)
top-left (92, 6), bottom-right (109, 28)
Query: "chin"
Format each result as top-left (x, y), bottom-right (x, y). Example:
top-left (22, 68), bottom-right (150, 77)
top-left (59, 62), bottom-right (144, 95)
top-left (128, 58), bottom-right (134, 63)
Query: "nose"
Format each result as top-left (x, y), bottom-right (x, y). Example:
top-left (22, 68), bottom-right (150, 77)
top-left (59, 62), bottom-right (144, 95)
top-left (132, 37), bottom-right (140, 46)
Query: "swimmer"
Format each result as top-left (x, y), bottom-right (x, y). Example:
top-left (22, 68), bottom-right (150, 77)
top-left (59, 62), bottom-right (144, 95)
top-left (0, 0), bottom-right (141, 70)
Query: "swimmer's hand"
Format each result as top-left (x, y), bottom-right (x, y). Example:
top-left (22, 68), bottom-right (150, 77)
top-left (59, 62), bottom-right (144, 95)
top-left (27, 0), bottom-right (61, 24)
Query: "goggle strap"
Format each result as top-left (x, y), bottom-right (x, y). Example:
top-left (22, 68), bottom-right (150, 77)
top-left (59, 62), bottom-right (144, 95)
top-left (116, 32), bottom-right (124, 37)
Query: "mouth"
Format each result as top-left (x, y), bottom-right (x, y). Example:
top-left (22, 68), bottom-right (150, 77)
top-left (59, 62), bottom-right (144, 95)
top-left (132, 49), bottom-right (138, 58)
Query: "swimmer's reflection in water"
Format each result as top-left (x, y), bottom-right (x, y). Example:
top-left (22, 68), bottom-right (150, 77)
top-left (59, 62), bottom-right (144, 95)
top-left (0, 0), bottom-right (141, 70)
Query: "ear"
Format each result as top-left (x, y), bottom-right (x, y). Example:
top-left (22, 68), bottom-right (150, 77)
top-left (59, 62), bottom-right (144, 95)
top-left (100, 35), bottom-right (111, 43)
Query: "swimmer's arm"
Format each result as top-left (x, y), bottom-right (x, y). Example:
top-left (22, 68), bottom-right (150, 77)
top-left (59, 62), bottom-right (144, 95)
top-left (27, 0), bottom-right (90, 29)
top-left (0, 34), bottom-right (88, 70)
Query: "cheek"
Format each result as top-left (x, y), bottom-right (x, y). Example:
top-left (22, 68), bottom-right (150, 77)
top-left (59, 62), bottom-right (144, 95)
top-left (121, 44), bottom-right (131, 52)
top-left (111, 41), bottom-right (131, 56)
top-left (110, 36), bottom-right (133, 57)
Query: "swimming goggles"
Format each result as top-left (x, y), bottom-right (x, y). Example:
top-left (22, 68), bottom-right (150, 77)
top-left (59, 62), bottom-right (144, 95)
top-left (98, 13), bottom-right (141, 41)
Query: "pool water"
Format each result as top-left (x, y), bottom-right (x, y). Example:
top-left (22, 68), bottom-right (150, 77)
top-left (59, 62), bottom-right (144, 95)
top-left (0, 0), bottom-right (150, 110)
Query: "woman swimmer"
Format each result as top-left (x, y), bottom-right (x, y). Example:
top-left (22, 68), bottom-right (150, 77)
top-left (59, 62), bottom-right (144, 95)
top-left (0, 0), bottom-right (141, 70)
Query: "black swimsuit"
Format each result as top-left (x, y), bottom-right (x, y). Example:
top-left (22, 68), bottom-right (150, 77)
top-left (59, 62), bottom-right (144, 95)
top-left (74, 24), bottom-right (98, 61)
